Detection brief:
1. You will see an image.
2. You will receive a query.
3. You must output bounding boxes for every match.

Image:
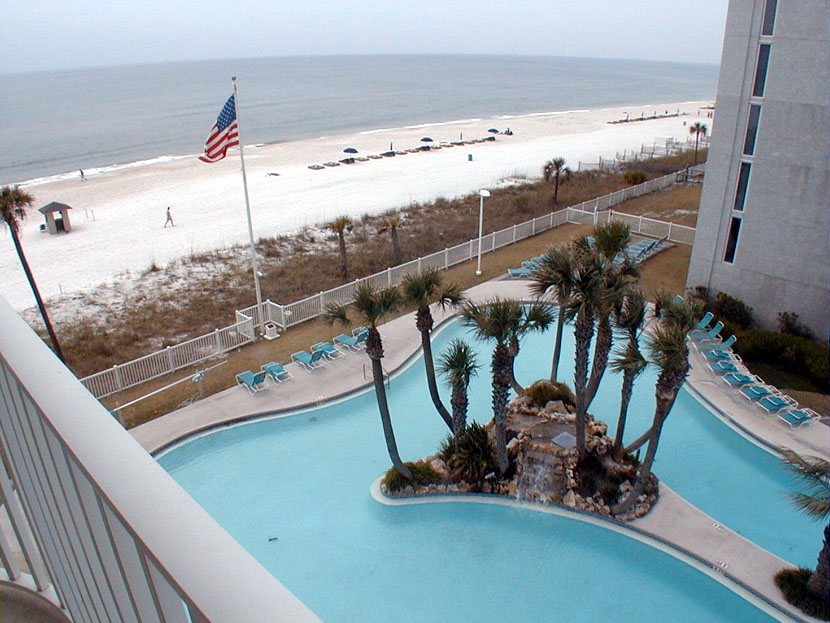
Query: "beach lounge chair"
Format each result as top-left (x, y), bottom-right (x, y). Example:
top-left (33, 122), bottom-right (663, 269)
top-left (508, 267), bottom-right (533, 278)
top-left (292, 349), bottom-right (325, 371)
top-left (353, 326), bottom-right (369, 337)
top-left (777, 407), bottom-right (820, 429)
top-left (708, 360), bottom-right (742, 375)
top-left (261, 361), bottom-right (293, 383)
top-left (696, 335), bottom-right (737, 352)
top-left (691, 311), bottom-right (715, 332)
top-left (334, 333), bottom-right (364, 351)
top-left (757, 394), bottom-right (797, 414)
top-left (703, 349), bottom-right (741, 362)
top-left (689, 321), bottom-right (723, 342)
top-left (739, 384), bottom-right (778, 402)
top-left (311, 342), bottom-right (344, 360)
top-left (720, 373), bottom-right (759, 387)
top-left (236, 370), bottom-right (267, 394)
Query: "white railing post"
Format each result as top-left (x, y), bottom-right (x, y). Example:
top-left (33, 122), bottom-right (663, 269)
top-left (214, 328), bottom-right (222, 353)
top-left (166, 346), bottom-right (174, 373)
top-left (668, 222), bottom-right (674, 241)
top-left (319, 292), bottom-right (324, 313)
top-left (387, 267), bottom-right (392, 286)
top-left (417, 257), bottom-right (422, 271)
top-left (639, 214), bottom-right (643, 233)
top-left (113, 364), bottom-right (123, 391)
top-left (512, 224), bottom-right (517, 243)
top-left (444, 247), bottom-right (449, 268)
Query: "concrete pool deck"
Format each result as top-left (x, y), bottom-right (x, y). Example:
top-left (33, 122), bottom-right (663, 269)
top-left (131, 277), bottom-right (828, 623)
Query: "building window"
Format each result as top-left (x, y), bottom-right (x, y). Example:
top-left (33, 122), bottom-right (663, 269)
top-left (762, 0), bottom-right (778, 36)
top-left (753, 44), bottom-right (771, 97)
top-left (743, 104), bottom-right (761, 155)
top-left (724, 217), bottom-right (742, 264)
top-left (733, 162), bottom-right (752, 211)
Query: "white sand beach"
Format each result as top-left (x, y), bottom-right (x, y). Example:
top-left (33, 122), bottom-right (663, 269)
top-left (1, 101), bottom-right (712, 311)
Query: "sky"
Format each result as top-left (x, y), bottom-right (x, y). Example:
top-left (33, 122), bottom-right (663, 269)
top-left (0, 1), bottom-right (728, 75)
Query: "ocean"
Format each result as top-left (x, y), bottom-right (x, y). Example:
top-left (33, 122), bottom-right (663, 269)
top-left (0, 55), bottom-right (718, 186)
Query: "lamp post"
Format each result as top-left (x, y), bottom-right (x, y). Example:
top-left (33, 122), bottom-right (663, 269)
top-left (475, 189), bottom-right (490, 276)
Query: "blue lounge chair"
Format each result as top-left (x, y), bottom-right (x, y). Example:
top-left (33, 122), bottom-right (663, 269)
top-left (508, 267), bottom-right (533, 278)
top-left (261, 361), bottom-right (293, 383)
top-left (777, 407), bottom-right (820, 429)
top-left (697, 335), bottom-right (737, 352)
top-left (690, 321), bottom-right (723, 342)
top-left (739, 384), bottom-right (777, 402)
top-left (691, 311), bottom-right (715, 332)
top-left (708, 360), bottom-right (742, 375)
top-left (236, 370), bottom-right (267, 394)
top-left (292, 349), bottom-right (325, 371)
top-left (311, 342), bottom-right (343, 360)
top-left (720, 373), bottom-right (759, 387)
top-left (757, 394), bottom-right (796, 414)
top-left (703, 349), bottom-right (740, 362)
top-left (353, 326), bottom-right (369, 337)
top-left (334, 333), bottom-right (361, 351)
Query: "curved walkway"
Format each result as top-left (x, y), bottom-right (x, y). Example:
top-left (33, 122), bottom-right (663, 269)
top-left (130, 278), bottom-right (828, 623)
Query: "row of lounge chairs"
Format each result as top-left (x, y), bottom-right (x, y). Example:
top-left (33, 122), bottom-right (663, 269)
top-left (691, 312), bottom-right (820, 428)
top-left (236, 362), bottom-right (294, 394)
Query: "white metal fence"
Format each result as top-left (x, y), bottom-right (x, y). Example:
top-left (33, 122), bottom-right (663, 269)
top-left (80, 169), bottom-right (694, 399)
top-left (0, 296), bottom-right (320, 623)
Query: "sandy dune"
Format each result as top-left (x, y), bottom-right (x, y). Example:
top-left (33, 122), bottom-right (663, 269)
top-left (1, 101), bottom-right (712, 310)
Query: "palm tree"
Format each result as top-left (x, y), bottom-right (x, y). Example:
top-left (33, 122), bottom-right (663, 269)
top-left (779, 448), bottom-right (829, 598)
top-left (689, 122), bottom-right (708, 165)
top-left (326, 216), bottom-right (352, 281)
top-left (529, 245), bottom-right (577, 382)
top-left (325, 283), bottom-right (412, 481)
top-left (400, 268), bottom-right (464, 431)
top-left (437, 339), bottom-right (480, 439)
top-left (380, 214), bottom-right (404, 265)
top-left (1, 186), bottom-right (65, 362)
top-left (608, 289), bottom-right (648, 458)
top-left (461, 298), bottom-right (553, 474)
top-left (613, 322), bottom-right (691, 515)
top-left (543, 157), bottom-right (571, 204)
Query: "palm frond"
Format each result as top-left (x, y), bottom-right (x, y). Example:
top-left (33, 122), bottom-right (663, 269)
top-left (323, 302), bottom-right (350, 326)
top-left (609, 340), bottom-right (648, 375)
top-left (437, 338), bottom-right (480, 384)
top-left (0, 185), bottom-right (34, 235)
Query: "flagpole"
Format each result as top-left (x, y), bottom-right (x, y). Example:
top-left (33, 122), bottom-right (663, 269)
top-left (232, 76), bottom-right (264, 331)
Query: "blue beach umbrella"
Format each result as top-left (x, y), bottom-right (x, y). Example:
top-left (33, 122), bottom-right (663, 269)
top-left (420, 137), bottom-right (433, 143)
top-left (343, 147), bottom-right (358, 154)
top-left (488, 128), bottom-right (499, 133)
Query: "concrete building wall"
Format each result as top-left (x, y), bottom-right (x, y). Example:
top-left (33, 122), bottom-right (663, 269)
top-left (686, 0), bottom-right (830, 338)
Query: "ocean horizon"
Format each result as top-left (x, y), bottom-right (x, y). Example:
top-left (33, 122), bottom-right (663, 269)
top-left (0, 54), bottom-right (718, 186)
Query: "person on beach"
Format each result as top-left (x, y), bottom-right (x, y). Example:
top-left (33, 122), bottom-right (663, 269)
top-left (164, 206), bottom-right (175, 228)
top-left (79, 169), bottom-right (85, 181)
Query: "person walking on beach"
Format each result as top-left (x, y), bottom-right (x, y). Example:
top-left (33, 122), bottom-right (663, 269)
top-left (79, 169), bottom-right (85, 181)
top-left (164, 206), bottom-right (175, 227)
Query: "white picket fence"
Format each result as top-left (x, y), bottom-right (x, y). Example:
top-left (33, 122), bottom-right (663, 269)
top-left (80, 169), bottom-right (694, 399)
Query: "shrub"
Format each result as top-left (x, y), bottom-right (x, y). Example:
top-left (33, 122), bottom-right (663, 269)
top-left (383, 461), bottom-right (442, 493)
top-left (525, 380), bottom-right (576, 408)
top-left (735, 329), bottom-right (829, 389)
top-left (515, 195), bottom-right (531, 214)
top-left (440, 422), bottom-right (497, 483)
top-left (778, 312), bottom-right (817, 342)
top-left (623, 170), bottom-right (647, 185)
top-left (774, 568), bottom-right (829, 620)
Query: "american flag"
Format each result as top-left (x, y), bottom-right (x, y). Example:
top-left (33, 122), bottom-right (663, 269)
top-left (199, 95), bottom-right (240, 162)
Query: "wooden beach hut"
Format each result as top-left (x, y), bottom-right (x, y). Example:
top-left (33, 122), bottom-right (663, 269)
top-left (39, 202), bottom-right (73, 234)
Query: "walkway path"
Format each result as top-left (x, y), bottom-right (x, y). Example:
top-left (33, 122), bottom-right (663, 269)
top-left (131, 276), bottom-right (828, 623)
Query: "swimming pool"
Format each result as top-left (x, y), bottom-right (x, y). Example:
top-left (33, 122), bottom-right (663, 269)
top-left (159, 318), bottom-right (816, 622)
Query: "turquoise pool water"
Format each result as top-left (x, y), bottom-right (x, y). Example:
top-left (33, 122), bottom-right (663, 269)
top-left (160, 319), bottom-right (818, 622)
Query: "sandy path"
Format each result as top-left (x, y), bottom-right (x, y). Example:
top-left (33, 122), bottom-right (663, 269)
top-left (0, 101), bottom-right (712, 310)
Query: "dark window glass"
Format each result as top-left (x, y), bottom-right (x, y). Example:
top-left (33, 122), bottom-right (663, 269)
top-left (762, 0), bottom-right (778, 36)
top-left (743, 104), bottom-right (761, 155)
top-left (724, 217), bottom-right (742, 264)
top-left (733, 162), bottom-right (752, 211)
top-left (753, 44), bottom-right (771, 97)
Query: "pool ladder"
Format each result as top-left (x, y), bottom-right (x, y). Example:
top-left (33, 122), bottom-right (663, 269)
top-left (363, 363), bottom-right (391, 389)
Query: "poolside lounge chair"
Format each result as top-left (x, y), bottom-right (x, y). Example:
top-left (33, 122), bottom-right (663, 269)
top-left (691, 311), bottom-right (715, 332)
top-left (739, 384), bottom-right (778, 402)
top-left (311, 342), bottom-right (344, 360)
top-left (334, 332), bottom-right (366, 351)
top-left (777, 407), bottom-right (820, 429)
top-left (261, 361), bottom-right (293, 383)
top-left (236, 370), bottom-right (268, 394)
top-left (508, 267), bottom-right (533, 278)
top-left (720, 373), bottom-right (760, 387)
top-left (757, 394), bottom-right (797, 414)
top-left (708, 360), bottom-right (743, 375)
top-left (689, 321), bottom-right (723, 342)
top-left (292, 349), bottom-right (325, 371)
top-left (702, 349), bottom-right (741, 363)
top-left (353, 326), bottom-right (369, 337)
top-left (696, 335), bottom-right (737, 353)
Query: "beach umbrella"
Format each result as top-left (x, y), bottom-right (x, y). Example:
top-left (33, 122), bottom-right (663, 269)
top-left (488, 128), bottom-right (499, 134)
top-left (343, 147), bottom-right (358, 154)
top-left (420, 137), bottom-right (433, 143)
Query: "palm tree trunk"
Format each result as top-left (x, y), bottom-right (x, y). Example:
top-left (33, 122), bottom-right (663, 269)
top-left (420, 329), bottom-right (453, 430)
top-left (507, 336), bottom-right (523, 396)
top-left (450, 384), bottom-right (467, 439)
top-left (693, 134), bottom-right (699, 165)
top-left (338, 231), bottom-right (348, 280)
top-left (371, 356), bottom-right (412, 481)
top-left (613, 368), bottom-right (635, 457)
top-left (573, 313), bottom-right (594, 457)
top-left (613, 417), bottom-right (664, 515)
top-left (10, 228), bottom-right (65, 363)
top-left (554, 171), bottom-right (561, 203)
top-left (808, 523), bottom-right (830, 597)
top-left (491, 347), bottom-right (511, 475)
top-left (549, 308), bottom-right (566, 382)
top-left (390, 225), bottom-right (403, 265)
top-left (624, 428), bottom-right (652, 455)
top-left (585, 316), bottom-right (612, 409)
